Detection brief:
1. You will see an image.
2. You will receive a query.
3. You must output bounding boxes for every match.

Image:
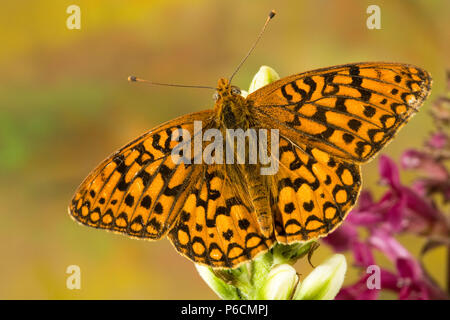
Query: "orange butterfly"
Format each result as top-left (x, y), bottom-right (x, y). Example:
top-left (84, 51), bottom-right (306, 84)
top-left (69, 12), bottom-right (432, 268)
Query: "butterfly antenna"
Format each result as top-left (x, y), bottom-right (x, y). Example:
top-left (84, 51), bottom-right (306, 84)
top-left (128, 76), bottom-right (216, 90)
top-left (229, 10), bottom-right (276, 82)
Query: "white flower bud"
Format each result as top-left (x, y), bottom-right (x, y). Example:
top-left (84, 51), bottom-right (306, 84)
top-left (258, 264), bottom-right (299, 300)
top-left (248, 66), bottom-right (280, 93)
top-left (293, 254), bottom-right (347, 300)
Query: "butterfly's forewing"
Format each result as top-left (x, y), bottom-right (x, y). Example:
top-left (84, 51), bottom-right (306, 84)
top-left (69, 110), bottom-right (213, 240)
top-left (270, 135), bottom-right (361, 243)
top-left (168, 164), bottom-right (274, 268)
top-left (249, 62), bottom-right (432, 162)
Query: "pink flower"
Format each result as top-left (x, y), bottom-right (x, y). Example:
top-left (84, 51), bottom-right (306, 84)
top-left (401, 150), bottom-right (448, 181)
top-left (427, 132), bottom-right (447, 149)
top-left (325, 155), bottom-right (449, 300)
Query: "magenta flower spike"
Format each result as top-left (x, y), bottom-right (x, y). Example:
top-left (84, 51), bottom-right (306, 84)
top-left (330, 71), bottom-right (450, 300)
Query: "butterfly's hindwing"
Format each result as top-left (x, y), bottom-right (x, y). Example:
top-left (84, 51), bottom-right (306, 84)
top-left (168, 165), bottom-right (274, 268)
top-left (271, 135), bottom-right (361, 243)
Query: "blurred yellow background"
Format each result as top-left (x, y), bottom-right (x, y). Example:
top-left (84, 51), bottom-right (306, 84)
top-left (0, 0), bottom-right (448, 299)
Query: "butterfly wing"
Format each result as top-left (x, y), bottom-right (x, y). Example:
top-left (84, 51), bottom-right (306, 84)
top-left (69, 110), bottom-right (213, 240)
top-left (168, 164), bottom-right (275, 268)
top-left (270, 135), bottom-right (361, 243)
top-left (248, 62), bottom-right (432, 162)
top-left (248, 62), bottom-right (431, 243)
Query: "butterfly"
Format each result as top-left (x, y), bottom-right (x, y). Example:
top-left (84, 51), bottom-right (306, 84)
top-left (69, 60), bottom-right (432, 268)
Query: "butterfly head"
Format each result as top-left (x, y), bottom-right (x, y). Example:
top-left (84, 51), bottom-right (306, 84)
top-left (214, 78), bottom-right (249, 128)
top-left (213, 78), bottom-right (242, 101)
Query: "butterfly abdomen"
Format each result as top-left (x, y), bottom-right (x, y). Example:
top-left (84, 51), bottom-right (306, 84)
top-left (243, 165), bottom-right (273, 238)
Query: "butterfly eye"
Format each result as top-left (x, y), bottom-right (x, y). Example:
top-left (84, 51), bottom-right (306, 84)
top-left (231, 87), bottom-right (241, 95)
top-left (212, 92), bottom-right (219, 101)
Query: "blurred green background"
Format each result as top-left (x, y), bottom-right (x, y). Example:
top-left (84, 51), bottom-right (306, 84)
top-left (0, 0), bottom-right (448, 299)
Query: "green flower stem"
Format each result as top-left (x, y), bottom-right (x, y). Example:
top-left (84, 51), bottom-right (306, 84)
top-left (196, 243), bottom-right (347, 300)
